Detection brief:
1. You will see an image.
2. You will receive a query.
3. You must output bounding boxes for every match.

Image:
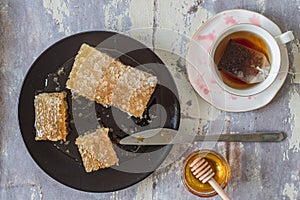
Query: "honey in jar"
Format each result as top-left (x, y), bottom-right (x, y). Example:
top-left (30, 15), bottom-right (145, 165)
top-left (181, 149), bottom-right (230, 198)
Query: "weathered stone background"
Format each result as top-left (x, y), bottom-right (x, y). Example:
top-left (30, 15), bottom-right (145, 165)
top-left (1, 0), bottom-right (300, 199)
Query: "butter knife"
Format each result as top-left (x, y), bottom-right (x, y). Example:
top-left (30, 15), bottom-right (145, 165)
top-left (119, 128), bottom-right (287, 145)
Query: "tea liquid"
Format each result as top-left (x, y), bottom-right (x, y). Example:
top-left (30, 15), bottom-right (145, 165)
top-left (214, 31), bottom-right (271, 89)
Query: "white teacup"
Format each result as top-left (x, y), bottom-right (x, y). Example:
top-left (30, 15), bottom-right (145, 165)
top-left (210, 24), bottom-right (294, 96)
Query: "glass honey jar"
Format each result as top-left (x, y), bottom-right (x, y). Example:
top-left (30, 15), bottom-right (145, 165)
top-left (181, 149), bottom-right (230, 198)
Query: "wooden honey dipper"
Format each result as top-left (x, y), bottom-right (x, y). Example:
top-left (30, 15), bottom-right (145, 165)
top-left (190, 157), bottom-right (231, 200)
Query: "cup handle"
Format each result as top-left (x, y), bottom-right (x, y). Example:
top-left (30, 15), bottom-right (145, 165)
top-left (275, 31), bottom-right (294, 44)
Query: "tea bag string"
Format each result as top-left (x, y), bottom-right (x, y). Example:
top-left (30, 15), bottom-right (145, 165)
top-left (256, 66), bottom-right (269, 77)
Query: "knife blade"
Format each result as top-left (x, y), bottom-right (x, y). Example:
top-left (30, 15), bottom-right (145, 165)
top-left (119, 128), bottom-right (287, 145)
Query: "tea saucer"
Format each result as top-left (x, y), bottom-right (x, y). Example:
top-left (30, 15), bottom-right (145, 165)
top-left (186, 9), bottom-right (289, 112)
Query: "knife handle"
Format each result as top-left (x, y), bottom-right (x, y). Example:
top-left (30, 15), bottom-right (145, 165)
top-left (195, 132), bottom-right (287, 142)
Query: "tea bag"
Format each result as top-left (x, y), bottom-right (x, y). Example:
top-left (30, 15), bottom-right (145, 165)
top-left (217, 39), bottom-right (271, 84)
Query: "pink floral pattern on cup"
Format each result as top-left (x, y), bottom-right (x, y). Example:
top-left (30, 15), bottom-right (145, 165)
top-left (224, 15), bottom-right (238, 25)
top-left (197, 32), bottom-right (216, 52)
top-left (249, 15), bottom-right (261, 26)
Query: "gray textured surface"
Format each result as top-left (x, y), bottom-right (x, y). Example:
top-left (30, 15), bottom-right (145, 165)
top-left (1, 0), bottom-right (300, 199)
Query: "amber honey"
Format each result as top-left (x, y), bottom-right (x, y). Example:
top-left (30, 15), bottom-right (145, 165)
top-left (181, 149), bottom-right (230, 198)
top-left (214, 31), bottom-right (271, 89)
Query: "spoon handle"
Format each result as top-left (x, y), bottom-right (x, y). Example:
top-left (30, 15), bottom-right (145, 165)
top-left (208, 178), bottom-right (231, 200)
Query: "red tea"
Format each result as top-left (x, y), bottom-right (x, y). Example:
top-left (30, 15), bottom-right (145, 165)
top-left (214, 31), bottom-right (271, 89)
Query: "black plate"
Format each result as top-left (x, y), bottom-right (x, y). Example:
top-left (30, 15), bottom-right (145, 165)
top-left (18, 31), bottom-right (180, 192)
